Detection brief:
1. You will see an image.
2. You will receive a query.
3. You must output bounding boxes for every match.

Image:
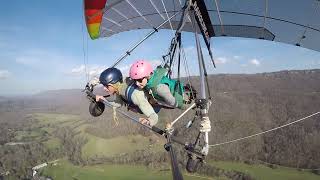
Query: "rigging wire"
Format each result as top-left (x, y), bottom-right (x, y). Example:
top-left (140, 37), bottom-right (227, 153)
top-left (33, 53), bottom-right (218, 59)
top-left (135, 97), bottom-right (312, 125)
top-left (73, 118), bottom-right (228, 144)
top-left (214, 0), bottom-right (225, 35)
top-left (209, 111), bottom-right (320, 147)
top-left (256, 160), bottom-right (320, 171)
top-left (260, 0), bottom-right (268, 39)
top-left (81, 5), bottom-right (90, 83)
top-left (181, 43), bottom-right (196, 101)
top-left (161, 0), bottom-right (175, 36)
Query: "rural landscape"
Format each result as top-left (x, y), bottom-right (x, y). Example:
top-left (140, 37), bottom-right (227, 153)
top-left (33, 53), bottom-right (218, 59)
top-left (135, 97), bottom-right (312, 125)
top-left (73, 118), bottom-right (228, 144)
top-left (1, 69), bottom-right (319, 180)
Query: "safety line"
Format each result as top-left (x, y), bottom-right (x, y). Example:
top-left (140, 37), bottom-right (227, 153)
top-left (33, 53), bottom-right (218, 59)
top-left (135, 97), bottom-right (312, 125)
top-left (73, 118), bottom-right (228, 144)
top-left (161, 0), bottom-right (175, 36)
top-left (257, 160), bottom-right (320, 171)
top-left (81, 5), bottom-right (89, 82)
top-left (210, 111), bottom-right (320, 147)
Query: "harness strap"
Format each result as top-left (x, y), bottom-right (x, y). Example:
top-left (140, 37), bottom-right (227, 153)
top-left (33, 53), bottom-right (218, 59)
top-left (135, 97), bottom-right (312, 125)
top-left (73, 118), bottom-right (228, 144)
top-left (123, 82), bottom-right (165, 114)
top-left (125, 82), bottom-right (137, 104)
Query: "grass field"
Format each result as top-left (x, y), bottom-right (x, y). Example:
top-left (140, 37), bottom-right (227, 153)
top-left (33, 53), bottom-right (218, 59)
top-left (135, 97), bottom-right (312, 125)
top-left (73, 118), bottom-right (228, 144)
top-left (43, 137), bottom-right (60, 150)
top-left (16, 113), bottom-right (319, 180)
top-left (23, 113), bottom-right (164, 158)
top-left (82, 134), bottom-right (163, 158)
top-left (41, 160), bottom-right (212, 180)
top-left (210, 161), bottom-right (319, 180)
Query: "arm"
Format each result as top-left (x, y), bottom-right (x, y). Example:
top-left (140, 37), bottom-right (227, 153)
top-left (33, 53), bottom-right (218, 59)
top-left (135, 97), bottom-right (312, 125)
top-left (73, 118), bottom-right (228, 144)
top-left (131, 90), bottom-right (158, 126)
top-left (96, 94), bottom-right (122, 108)
top-left (155, 84), bottom-right (178, 107)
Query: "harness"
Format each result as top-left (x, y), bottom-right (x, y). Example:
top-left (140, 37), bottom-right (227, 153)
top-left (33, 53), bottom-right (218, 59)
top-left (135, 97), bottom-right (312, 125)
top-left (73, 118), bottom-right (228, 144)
top-left (146, 67), bottom-right (185, 108)
top-left (124, 81), bottom-right (161, 114)
top-left (125, 82), bottom-right (137, 105)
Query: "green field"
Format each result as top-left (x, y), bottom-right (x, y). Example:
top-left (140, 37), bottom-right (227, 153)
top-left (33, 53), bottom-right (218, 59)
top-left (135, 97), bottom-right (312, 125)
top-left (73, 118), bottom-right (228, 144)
top-left (41, 160), bottom-right (211, 180)
top-left (210, 161), bottom-right (319, 180)
top-left (40, 159), bottom-right (320, 180)
top-left (82, 134), bottom-right (163, 158)
top-left (15, 113), bottom-right (320, 179)
top-left (20, 113), bottom-right (164, 158)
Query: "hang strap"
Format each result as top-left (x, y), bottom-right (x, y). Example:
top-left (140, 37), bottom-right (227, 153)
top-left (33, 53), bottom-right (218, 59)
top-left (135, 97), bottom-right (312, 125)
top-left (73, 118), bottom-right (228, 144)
top-left (125, 82), bottom-right (138, 104)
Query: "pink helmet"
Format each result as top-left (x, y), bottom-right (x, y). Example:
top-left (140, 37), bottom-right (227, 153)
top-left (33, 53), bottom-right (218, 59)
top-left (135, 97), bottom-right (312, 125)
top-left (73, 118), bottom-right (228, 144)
top-left (129, 60), bottom-right (153, 80)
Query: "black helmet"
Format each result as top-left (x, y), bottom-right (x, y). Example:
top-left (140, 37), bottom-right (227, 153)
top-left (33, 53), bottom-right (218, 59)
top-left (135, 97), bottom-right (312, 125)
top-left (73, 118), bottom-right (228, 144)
top-left (99, 68), bottom-right (123, 86)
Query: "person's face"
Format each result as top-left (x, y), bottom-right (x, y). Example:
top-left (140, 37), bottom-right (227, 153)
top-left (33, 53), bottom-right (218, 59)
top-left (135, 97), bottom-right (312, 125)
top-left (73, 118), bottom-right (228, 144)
top-left (135, 77), bottom-right (148, 89)
top-left (103, 84), bottom-right (116, 94)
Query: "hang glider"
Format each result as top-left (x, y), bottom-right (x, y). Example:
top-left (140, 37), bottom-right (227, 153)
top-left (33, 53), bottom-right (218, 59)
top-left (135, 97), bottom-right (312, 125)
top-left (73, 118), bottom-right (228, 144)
top-left (83, 1), bottom-right (320, 179)
top-left (84, 0), bottom-right (320, 52)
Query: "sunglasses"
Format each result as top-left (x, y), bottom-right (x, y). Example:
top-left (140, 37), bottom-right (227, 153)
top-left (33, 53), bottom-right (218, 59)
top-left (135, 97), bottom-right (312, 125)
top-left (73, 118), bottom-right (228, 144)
top-left (135, 77), bottom-right (145, 83)
top-left (103, 84), bottom-right (114, 89)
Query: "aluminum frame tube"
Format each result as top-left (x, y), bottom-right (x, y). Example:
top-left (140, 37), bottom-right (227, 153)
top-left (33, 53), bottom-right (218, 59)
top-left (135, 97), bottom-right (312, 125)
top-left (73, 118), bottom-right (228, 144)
top-left (191, 10), bottom-right (206, 99)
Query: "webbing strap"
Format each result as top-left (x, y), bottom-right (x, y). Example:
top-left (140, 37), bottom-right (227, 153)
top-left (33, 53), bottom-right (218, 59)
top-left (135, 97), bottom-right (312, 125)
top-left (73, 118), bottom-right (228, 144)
top-left (125, 82), bottom-right (137, 104)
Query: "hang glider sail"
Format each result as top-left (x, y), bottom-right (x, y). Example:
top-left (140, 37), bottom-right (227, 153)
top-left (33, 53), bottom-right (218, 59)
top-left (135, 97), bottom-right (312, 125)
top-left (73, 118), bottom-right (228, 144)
top-left (84, 0), bottom-right (320, 52)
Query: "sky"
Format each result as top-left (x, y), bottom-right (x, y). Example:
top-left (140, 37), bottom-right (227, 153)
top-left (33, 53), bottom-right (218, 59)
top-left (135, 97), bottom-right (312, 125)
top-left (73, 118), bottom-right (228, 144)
top-left (0, 0), bottom-right (319, 96)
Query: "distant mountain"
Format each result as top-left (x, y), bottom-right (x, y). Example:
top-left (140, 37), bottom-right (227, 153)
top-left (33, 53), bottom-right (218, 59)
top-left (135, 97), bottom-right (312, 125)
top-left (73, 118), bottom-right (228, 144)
top-left (1, 69), bottom-right (319, 114)
top-left (0, 96), bottom-right (7, 102)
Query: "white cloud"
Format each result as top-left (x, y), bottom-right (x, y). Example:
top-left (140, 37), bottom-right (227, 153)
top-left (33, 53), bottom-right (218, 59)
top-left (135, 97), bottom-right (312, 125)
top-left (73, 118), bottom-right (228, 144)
top-left (68, 64), bottom-right (105, 78)
top-left (0, 70), bottom-right (10, 79)
top-left (215, 57), bottom-right (228, 64)
top-left (150, 59), bottom-right (162, 67)
top-left (183, 46), bottom-right (197, 58)
top-left (89, 67), bottom-right (105, 77)
top-left (118, 64), bottom-right (131, 77)
top-left (118, 64), bottom-right (131, 72)
top-left (250, 59), bottom-right (261, 66)
top-left (68, 60), bottom-right (162, 80)
top-left (70, 65), bottom-right (85, 74)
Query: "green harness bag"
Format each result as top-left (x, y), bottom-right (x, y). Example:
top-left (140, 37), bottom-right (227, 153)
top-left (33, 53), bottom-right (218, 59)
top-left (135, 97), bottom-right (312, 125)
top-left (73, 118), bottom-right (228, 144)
top-left (146, 67), bottom-right (185, 108)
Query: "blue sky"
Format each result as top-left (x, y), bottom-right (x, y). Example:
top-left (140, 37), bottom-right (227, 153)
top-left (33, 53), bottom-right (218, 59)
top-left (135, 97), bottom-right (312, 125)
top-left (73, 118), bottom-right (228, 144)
top-left (0, 0), bottom-right (319, 95)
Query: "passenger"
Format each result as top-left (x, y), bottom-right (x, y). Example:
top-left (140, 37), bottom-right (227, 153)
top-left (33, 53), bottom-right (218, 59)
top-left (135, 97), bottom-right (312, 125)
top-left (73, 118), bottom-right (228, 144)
top-left (129, 60), bottom-right (195, 110)
top-left (93, 67), bottom-right (159, 126)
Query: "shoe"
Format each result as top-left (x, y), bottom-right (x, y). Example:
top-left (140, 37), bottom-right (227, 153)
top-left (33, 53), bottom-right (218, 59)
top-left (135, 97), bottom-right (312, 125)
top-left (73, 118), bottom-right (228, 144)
top-left (184, 84), bottom-right (197, 104)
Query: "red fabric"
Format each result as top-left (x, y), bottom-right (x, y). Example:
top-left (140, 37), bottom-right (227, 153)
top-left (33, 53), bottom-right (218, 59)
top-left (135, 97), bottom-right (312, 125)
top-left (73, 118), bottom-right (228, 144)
top-left (84, 0), bottom-right (107, 24)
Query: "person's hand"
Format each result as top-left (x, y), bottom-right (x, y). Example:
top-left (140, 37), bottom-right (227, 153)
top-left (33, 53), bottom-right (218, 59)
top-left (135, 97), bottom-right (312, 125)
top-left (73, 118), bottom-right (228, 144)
top-left (96, 95), bottom-right (105, 102)
top-left (139, 118), bottom-right (150, 126)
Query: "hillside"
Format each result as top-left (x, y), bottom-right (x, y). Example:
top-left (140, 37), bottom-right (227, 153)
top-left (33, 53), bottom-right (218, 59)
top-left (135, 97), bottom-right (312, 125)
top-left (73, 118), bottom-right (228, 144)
top-left (0, 69), bottom-right (319, 179)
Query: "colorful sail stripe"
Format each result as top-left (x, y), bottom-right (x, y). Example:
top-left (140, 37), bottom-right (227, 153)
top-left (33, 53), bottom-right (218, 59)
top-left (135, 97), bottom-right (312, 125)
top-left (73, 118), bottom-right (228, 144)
top-left (84, 0), bottom-right (107, 39)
